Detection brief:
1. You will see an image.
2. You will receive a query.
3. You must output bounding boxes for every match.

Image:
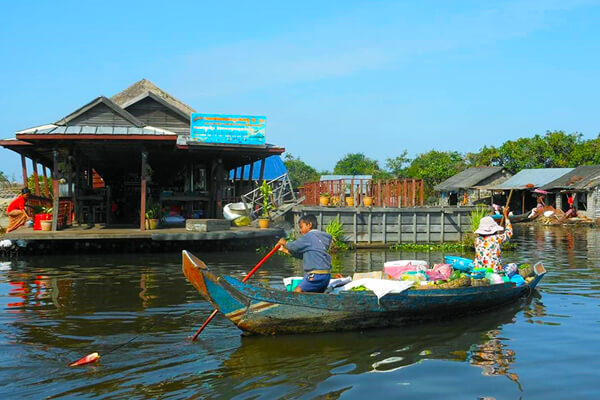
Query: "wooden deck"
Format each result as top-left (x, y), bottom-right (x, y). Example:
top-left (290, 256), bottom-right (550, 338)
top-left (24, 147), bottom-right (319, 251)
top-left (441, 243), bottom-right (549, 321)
top-left (1, 225), bottom-right (283, 242)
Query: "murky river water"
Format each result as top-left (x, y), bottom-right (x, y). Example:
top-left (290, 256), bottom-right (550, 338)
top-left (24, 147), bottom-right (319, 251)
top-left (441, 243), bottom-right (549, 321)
top-left (1, 225), bottom-right (599, 399)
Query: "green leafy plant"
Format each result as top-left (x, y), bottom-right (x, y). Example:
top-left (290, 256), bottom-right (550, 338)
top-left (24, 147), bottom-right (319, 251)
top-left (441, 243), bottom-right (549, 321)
top-left (259, 180), bottom-right (272, 218)
top-left (145, 204), bottom-right (160, 219)
top-left (470, 204), bottom-right (489, 232)
top-left (320, 192), bottom-right (330, 198)
top-left (326, 217), bottom-right (348, 251)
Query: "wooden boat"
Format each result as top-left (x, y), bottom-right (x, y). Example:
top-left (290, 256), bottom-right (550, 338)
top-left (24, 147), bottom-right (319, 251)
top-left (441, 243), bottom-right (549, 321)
top-left (182, 250), bottom-right (546, 335)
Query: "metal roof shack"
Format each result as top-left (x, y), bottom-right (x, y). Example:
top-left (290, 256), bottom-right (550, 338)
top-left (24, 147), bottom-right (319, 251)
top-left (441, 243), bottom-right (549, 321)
top-left (477, 168), bottom-right (574, 190)
top-left (434, 167), bottom-right (508, 191)
top-left (540, 165), bottom-right (600, 191)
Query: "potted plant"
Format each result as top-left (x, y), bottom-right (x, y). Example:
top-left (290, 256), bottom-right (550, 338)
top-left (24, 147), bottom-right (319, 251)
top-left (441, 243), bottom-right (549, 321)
top-left (363, 195), bottom-right (373, 207)
top-left (258, 180), bottom-right (272, 228)
top-left (40, 207), bottom-right (53, 231)
top-left (319, 192), bottom-right (330, 206)
top-left (145, 204), bottom-right (160, 230)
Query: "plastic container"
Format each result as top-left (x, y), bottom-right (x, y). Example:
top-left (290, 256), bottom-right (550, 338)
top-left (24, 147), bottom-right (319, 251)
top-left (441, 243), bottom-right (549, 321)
top-left (33, 213), bottom-right (52, 231)
top-left (444, 256), bottom-right (474, 272)
top-left (283, 277), bottom-right (303, 291)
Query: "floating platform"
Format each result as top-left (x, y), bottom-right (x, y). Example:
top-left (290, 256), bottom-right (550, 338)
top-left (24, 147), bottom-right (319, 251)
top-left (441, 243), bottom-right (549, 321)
top-left (0, 225), bottom-right (284, 254)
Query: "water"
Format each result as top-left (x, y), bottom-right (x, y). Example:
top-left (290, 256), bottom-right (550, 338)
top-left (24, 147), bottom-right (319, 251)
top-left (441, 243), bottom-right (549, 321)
top-left (1, 225), bottom-right (599, 399)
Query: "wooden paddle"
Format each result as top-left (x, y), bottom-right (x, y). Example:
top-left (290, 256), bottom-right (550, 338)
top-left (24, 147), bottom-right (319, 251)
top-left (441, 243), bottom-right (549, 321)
top-left (500, 188), bottom-right (514, 226)
top-left (190, 243), bottom-right (282, 341)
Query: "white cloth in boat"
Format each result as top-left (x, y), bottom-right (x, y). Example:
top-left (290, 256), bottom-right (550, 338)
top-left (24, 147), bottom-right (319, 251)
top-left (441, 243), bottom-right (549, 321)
top-left (342, 278), bottom-right (414, 300)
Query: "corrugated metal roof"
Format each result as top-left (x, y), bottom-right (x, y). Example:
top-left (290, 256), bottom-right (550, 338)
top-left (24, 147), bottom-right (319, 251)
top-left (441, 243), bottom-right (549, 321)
top-left (24, 125), bottom-right (176, 136)
top-left (540, 165), bottom-right (600, 190)
top-left (434, 167), bottom-right (504, 191)
top-left (479, 168), bottom-right (573, 190)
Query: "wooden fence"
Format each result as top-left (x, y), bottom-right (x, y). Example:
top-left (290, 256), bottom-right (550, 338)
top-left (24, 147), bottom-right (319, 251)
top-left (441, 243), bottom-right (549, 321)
top-left (299, 179), bottom-right (424, 207)
top-left (293, 206), bottom-right (474, 244)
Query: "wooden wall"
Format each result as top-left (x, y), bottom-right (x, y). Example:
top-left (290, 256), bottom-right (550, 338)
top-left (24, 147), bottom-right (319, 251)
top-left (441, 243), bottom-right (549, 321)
top-left (69, 103), bottom-right (133, 126)
top-left (125, 97), bottom-right (189, 134)
top-left (292, 206), bottom-right (474, 244)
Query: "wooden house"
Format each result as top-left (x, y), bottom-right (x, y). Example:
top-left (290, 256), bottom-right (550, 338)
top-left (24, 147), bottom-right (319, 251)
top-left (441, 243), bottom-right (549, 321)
top-left (0, 79), bottom-right (284, 231)
top-left (540, 165), bottom-right (600, 219)
top-left (434, 167), bottom-right (512, 206)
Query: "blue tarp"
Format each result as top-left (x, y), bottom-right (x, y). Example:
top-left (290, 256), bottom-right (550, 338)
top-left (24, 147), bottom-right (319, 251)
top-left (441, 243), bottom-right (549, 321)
top-left (230, 155), bottom-right (288, 181)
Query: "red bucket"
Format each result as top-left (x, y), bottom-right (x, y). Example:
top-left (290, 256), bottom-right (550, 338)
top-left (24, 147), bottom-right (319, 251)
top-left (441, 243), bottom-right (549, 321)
top-left (34, 213), bottom-right (52, 230)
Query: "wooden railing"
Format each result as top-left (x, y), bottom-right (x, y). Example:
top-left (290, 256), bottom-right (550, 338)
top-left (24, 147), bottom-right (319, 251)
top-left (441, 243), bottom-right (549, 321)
top-left (299, 179), bottom-right (425, 207)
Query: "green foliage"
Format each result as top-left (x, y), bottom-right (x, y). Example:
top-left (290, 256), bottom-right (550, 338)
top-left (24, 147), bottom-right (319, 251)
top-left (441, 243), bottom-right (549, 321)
top-left (389, 242), bottom-right (468, 251)
top-left (145, 203), bottom-right (160, 219)
top-left (404, 150), bottom-right (466, 197)
top-left (325, 217), bottom-right (349, 251)
top-left (465, 146), bottom-right (501, 167)
top-left (259, 180), bottom-right (273, 218)
top-left (0, 171), bottom-right (8, 184)
top-left (283, 153), bottom-right (320, 189)
top-left (470, 204), bottom-right (490, 232)
top-left (27, 174), bottom-right (51, 195)
top-left (333, 153), bottom-right (381, 176)
top-left (385, 150), bottom-right (410, 178)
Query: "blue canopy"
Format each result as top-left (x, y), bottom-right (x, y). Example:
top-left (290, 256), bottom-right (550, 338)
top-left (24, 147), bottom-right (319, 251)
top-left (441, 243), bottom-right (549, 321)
top-left (230, 155), bottom-right (287, 181)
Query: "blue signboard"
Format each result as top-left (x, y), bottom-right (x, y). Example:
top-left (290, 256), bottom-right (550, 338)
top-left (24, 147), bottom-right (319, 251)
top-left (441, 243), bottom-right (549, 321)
top-left (190, 113), bottom-right (266, 145)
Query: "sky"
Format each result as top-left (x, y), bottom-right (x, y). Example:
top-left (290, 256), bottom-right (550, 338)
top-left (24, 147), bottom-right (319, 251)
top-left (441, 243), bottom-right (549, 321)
top-left (1, 0), bottom-right (599, 178)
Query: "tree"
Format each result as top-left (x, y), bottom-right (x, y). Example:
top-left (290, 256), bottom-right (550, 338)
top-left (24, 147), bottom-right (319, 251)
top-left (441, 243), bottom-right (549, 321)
top-left (333, 153), bottom-right (380, 175)
top-left (283, 153), bottom-right (320, 189)
top-left (465, 146), bottom-right (501, 167)
top-left (0, 171), bottom-right (7, 184)
top-left (404, 150), bottom-right (466, 196)
top-left (385, 150), bottom-right (410, 178)
top-left (572, 135), bottom-right (600, 165)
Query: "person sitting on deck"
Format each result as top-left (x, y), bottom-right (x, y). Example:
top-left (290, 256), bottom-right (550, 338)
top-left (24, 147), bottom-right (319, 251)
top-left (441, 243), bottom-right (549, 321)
top-left (473, 207), bottom-right (513, 273)
top-left (277, 214), bottom-right (332, 293)
top-left (528, 196), bottom-right (546, 219)
top-left (564, 205), bottom-right (578, 219)
top-left (6, 188), bottom-right (32, 233)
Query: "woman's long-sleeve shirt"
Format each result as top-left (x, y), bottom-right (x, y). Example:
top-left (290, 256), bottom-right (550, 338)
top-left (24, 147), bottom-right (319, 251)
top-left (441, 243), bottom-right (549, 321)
top-left (473, 219), bottom-right (513, 273)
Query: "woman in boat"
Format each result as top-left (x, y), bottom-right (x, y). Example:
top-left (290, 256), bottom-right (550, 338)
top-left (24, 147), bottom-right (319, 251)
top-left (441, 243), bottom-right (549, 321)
top-left (6, 187), bottom-right (32, 233)
top-left (473, 206), bottom-right (513, 273)
top-left (277, 214), bottom-right (332, 293)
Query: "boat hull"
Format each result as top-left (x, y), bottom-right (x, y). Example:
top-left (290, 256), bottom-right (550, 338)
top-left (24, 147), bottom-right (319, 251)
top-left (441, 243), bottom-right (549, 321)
top-left (182, 251), bottom-right (544, 335)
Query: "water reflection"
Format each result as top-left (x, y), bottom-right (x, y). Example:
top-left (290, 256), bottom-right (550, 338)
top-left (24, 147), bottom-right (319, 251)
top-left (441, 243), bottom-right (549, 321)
top-left (0, 224), bottom-right (599, 399)
top-left (195, 300), bottom-right (532, 398)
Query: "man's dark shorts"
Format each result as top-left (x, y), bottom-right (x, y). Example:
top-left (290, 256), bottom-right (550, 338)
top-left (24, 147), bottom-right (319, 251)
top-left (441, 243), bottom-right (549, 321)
top-left (298, 272), bottom-right (331, 293)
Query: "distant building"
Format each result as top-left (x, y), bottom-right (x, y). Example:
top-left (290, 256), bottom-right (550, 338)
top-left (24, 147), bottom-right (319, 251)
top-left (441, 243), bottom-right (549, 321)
top-left (477, 168), bottom-right (573, 214)
top-left (434, 167), bottom-right (511, 206)
top-left (540, 165), bottom-right (600, 219)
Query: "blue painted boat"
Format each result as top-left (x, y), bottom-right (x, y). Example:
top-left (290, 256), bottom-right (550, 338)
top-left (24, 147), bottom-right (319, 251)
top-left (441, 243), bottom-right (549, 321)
top-left (182, 250), bottom-right (546, 335)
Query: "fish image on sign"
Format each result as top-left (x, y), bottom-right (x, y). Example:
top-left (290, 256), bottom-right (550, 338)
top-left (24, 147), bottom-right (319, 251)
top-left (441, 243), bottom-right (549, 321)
top-left (190, 113), bottom-right (266, 145)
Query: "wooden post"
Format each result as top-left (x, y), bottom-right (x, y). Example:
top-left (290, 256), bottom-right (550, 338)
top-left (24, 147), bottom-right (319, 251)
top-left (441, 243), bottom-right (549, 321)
top-left (419, 180), bottom-right (424, 205)
top-left (52, 150), bottom-right (59, 231)
top-left (140, 151), bottom-right (148, 231)
top-left (42, 167), bottom-right (49, 197)
top-left (368, 211), bottom-right (372, 244)
top-left (248, 162), bottom-right (255, 190)
top-left (32, 159), bottom-right (40, 196)
top-left (397, 213), bottom-right (402, 243)
top-left (258, 158), bottom-right (266, 184)
top-left (412, 179), bottom-right (416, 206)
top-left (522, 191), bottom-right (525, 214)
top-left (319, 211), bottom-right (323, 230)
top-left (458, 212), bottom-right (462, 241)
top-left (382, 212), bottom-right (387, 244)
top-left (426, 212), bottom-right (431, 242)
top-left (440, 209), bottom-right (445, 243)
top-left (413, 212), bottom-right (417, 243)
top-left (353, 212), bottom-right (357, 244)
top-left (21, 154), bottom-right (28, 188)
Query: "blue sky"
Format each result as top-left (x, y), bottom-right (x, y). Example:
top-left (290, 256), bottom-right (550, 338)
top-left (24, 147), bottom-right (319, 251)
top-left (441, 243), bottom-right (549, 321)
top-left (1, 0), bottom-right (599, 178)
